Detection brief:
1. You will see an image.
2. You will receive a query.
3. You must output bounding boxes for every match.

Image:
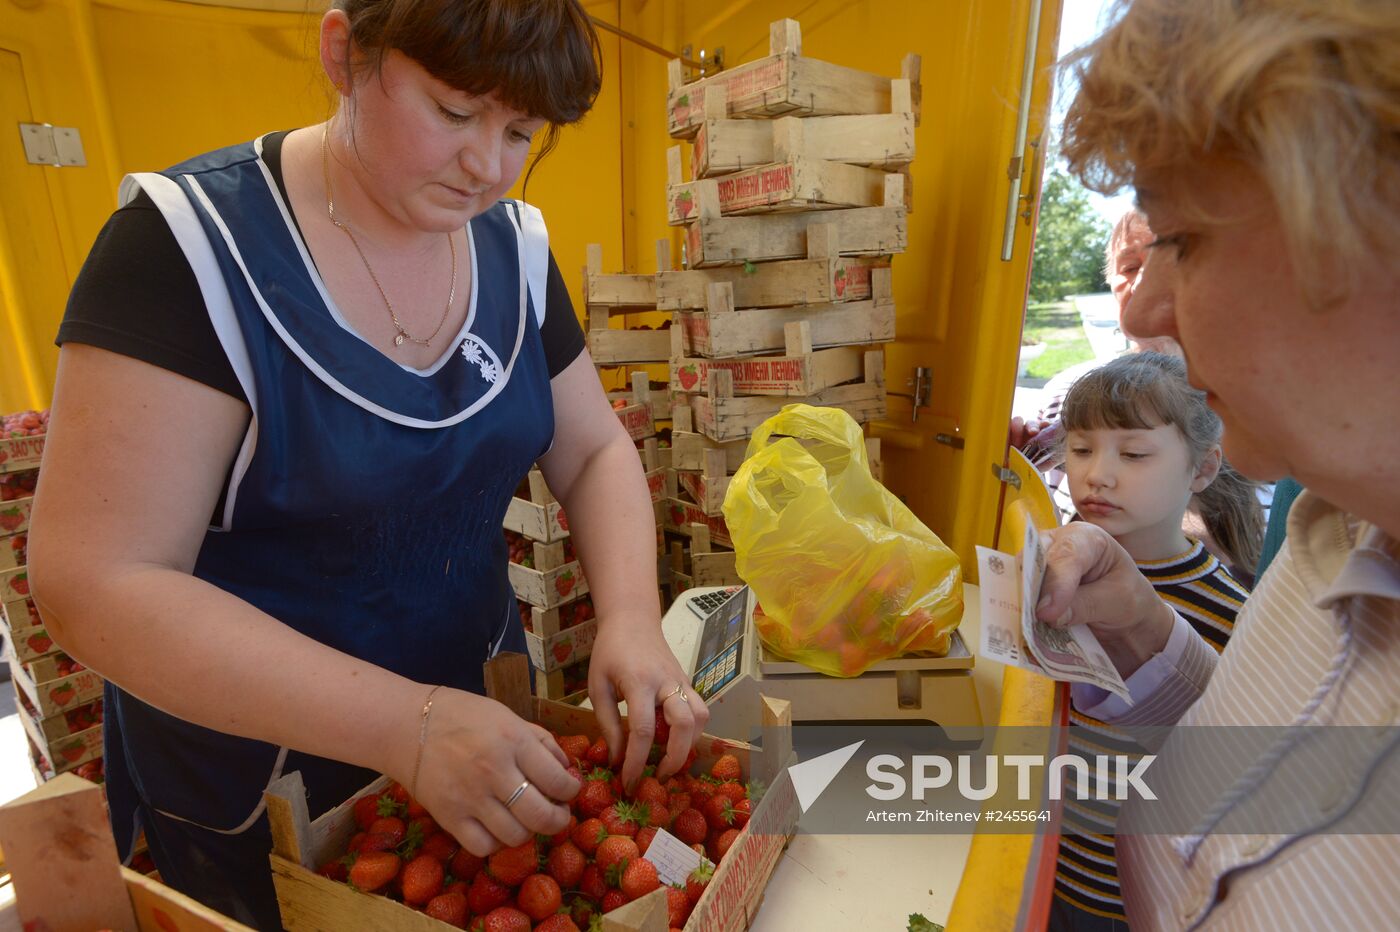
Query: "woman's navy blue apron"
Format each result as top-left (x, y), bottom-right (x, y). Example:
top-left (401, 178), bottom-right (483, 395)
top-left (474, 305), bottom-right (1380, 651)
top-left (108, 136), bottom-right (557, 929)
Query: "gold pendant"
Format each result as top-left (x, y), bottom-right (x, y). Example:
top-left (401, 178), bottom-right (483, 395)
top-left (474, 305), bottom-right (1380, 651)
top-left (393, 333), bottom-right (406, 347)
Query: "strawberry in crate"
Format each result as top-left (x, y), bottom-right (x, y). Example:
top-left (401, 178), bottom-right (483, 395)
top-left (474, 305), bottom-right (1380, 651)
top-left (319, 715), bottom-right (752, 930)
top-left (2, 408), bottom-right (48, 437)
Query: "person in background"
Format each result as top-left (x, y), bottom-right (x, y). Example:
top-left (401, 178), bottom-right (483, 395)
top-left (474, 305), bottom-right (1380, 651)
top-left (1048, 352), bottom-right (1258, 930)
top-left (25, 1), bottom-right (706, 926)
top-left (1038, 0), bottom-right (1400, 927)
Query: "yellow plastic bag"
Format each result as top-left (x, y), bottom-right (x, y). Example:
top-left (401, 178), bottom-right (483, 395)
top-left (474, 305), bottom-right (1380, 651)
top-left (722, 404), bottom-right (963, 677)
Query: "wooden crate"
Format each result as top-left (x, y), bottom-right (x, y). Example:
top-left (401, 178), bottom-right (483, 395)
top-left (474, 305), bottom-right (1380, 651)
top-left (0, 595), bottom-right (37, 631)
top-left (8, 653), bottom-right (104, 721)
top-left (683, 205), bottom-right (906, 268)
top-left (4, 617), bottom-right (56, 665)
top-left (610, 371), bottom-right (659, 441)
top-left (587, 316), bottom-right (672, 366)
top-left (502, 469), bottom-right (570, 543)
top-left (662, 498), bottom-right (733, 550)
top-left (658, 254), bottom-right (888, 312)
top-left (673, 321), bottom-right (867, 398)
top-left (0, 435), bottom-right (44, 475)
top-left (524, 614), bottom-right (598, 673)
top-left (0, 536), bottom-right (24, 572)
top-left (265, 653), bottom-right (796, 932)
top-left (665, 525), bottom-right (742, 595)
top-left (508, 558), bottom-right (587, 610)
top-left (685, 351), bottom-right (887, 443)
top-left (668, 149), bottom-right (904, 223)
top-left (676, 297), bottom-right (895, 359)
top-left (0, 773), bottom-right (255, 932)
top-left (531, 654), bottom-right (593, 704)
top-left (691, 88), bottom-right (915, 178)
top-left (0, 497), bottom-right (33, 537)
top-left (582, 243), bottom-right (658, 308)
top-left (670, 430), bottom-right (748, 474)
top-left (608, 383), bottom-right (672, 421)
top-left (666, 17), bottom-right (919, 138)
top-left (16, 705), bottom-right (102, 778)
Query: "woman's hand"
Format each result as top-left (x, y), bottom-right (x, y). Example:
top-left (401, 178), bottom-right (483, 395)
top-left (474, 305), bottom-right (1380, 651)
top-left (1035, 522), bottom-right (1177, 678)
top-left (412, 689), bottom-right (579, 857)
top-left (588, 616), bottom-right (710, 790)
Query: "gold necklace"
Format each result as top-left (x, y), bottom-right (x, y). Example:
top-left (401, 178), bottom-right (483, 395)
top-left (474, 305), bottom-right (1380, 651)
top-left (321, 125), bottom-right (456, 348)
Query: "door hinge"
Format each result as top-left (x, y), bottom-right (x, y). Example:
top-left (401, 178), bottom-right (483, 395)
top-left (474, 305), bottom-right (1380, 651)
top-left (19, 123), bottom-right (87, 167)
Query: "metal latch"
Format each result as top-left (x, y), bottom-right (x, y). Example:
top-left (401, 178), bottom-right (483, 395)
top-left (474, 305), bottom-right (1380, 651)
top-left (19, 124), bottom-right (86, 167)
top-left (887, 366), bottom-right (933, 423)
top-left (991, 464), bottom-right (1022, 489)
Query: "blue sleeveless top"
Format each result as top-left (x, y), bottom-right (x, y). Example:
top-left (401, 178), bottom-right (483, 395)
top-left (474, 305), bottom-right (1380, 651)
top-left (103, 137), bottom-right (556, 841)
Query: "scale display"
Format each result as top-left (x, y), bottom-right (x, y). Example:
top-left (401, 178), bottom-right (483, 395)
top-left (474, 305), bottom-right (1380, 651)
top-left (690, 587), bottom-right (749, 700)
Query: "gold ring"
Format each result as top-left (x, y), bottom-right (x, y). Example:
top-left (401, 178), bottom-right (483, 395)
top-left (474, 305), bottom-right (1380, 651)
top-left (660, 684), bottom-right (688, 704)
top-left (504, 780), bottom-right (531, 809)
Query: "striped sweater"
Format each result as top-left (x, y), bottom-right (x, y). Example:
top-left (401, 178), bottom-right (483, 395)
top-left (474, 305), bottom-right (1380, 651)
top-left (1055, 540), bottom-right (1249, 923)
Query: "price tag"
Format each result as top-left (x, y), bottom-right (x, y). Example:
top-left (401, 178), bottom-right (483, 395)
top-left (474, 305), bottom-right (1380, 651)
top-left (642, 827), bottom-right (709, 886)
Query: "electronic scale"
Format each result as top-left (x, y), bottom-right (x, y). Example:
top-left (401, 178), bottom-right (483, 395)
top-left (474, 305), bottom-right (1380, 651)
top-left (659, 585), bottom-right (984, 740)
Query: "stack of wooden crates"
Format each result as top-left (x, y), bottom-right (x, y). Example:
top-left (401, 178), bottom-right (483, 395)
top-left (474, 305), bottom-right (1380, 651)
top-left (663, 17), bottom-right (913, 597)
top-left (1, 425), bottom-right (107, 787)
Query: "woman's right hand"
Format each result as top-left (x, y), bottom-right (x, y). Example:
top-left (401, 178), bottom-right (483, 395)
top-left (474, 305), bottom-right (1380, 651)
top-left (409, 689), bottom-right (580, 857)
top-left (1035, 522), bottom-right (1178, 679)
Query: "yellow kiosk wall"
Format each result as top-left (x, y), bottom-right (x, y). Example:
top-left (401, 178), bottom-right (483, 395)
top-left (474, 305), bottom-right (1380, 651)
top-left (0, 0), bottom-right (1061, 568)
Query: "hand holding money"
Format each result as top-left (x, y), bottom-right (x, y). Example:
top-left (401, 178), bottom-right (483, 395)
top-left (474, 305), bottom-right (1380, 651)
top-left (1034, 523), bottom-right (1176, 679)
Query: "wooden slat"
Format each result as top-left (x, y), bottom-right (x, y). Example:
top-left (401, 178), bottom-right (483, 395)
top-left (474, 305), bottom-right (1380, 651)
top-left (668, 157), bottom-right (898, 223)
top-left (690, 352), bottom-right (887, 443)
top-left (693, 111), bottom-right (914, 178)
top-left (671, 344), bottom-right (866, 397)
top-left (508, 559), bottom-right (588, 609)
top-left (586, 327), bottom-right (672, 365)
top-left (676, 297), bottom-right (895, 360)
top-left (657, 255), bottom-right (889, 310)
top-left (683, 205), bottom-right (906, 268)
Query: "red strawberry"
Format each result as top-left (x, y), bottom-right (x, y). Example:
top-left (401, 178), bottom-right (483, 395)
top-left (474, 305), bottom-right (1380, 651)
top-left (579, 863), bottom-right (607, 902)
top-left (576, 776), bottom-right (615, 818)
top-left (715, 781), bottom-right (746, 802)
top-left (408, 815), bottom-right (438, 839)
top-left (556, 734), bottom-right (590, 764)
top-left (667, 885), bottom-right (691, 927)
top-left (488, 838), bottom-right (539, 886)
top-left (676, 191), bottom-right (695, 219)
top-left (534, 915), bottom-right (580, 932)
top-left (10, 574), bottom-right (28, 596)
top-left (710, 754), bottom-right (742, 783)
top-left (450, 847), bottom-right (484, 883)
top-left (555, 571), bottom-right (576, 598)
top-left (348, 851), bottom-right (400, 892)
top-left (600, 802), bottom-right (639, 837)
top-left (634, 826), bottom-right (658, 856)
top-left (671, 808), bottom-right (707, 845)
top-left (425, 891), bottom-right (469, 928)
top-left (58, 740), bottom-right (85, 763)
top-left (480, 906), bottom-right (531, 932)
top-left (601, 889), bottom-right (631, 912)
top-left (421, 831), bottom-right (459, 863)
top-left (728, 798), bottom-right (752, 829)
top-left (26, 632), bottom-right (52, 655)
top-left (585, 738), bottom-right (611, 767)
top-left (517, 873), bottom-right (562, 921)
top-left (594, 835), bottom-right (639, 876)
top-left (637, 801), bottom-right (669, 830)
top-left (701, 794), bottom-right (733, 831)
top-left (685, 861), bottom-right (714, 906)
top-left (49, 684), bottom-right (76, 707)
top-left (353, 793), bottom-right (385, 830)
top-left (555, 509), bottom-right (569, 532)
top-left (569, 894), bottom-right (597, 927)
top-left (552, 640), bottom-right (573, 664)
top-left (0, 509), bottom-right (21, 532)
top-left (677, 365), bottom-right (699, 390)
top-left (387, 782), bottom-right (411, 804)
top-left (401, 853), bottom-right (445, 906)
top-left (546, 840), bottom-right (586, 889)
top-left (571, 817), bottom-right (606, 855)
top-left (357, 832), bottom-right (397, 853)
top-left (315, 858), bottom-right (348, 882)
top-left (368, 816), bottom-right (406, 845)
top-left (406, 797), bottom-right (429, 819)
top-left (632, 776), bottom-right (669, 809)
top-left (709, 828), bottom-right (740, 862)
top-left (668, 790), bottom-right (692, 815)
top-left (620, 857), bottom-right (660, 900)
top-left (466, 870), bottom-right (512, 915)
top-left (669, 505), bottom-right (685, 526)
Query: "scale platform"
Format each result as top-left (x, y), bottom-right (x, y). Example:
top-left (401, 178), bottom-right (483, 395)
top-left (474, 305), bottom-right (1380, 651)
top-left (662, 585), bottom-right (984, 741)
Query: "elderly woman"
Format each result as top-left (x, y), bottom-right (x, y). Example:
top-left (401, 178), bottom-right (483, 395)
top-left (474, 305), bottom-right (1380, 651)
top-left (1037, 0), bottom-right (1399, 928)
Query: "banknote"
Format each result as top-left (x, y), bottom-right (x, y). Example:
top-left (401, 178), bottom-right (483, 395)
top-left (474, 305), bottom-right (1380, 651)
top-left (976, 525), bottom-right (1132, 703)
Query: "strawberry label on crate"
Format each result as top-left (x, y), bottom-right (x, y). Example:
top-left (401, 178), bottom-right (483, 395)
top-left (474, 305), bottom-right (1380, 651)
top-left (2, 567), bottom-right (28, 600)
top-left (0, 434), bottom-right (45, 472)
top-left (674, 356), bottom-right (810, 394)
top-left (666, 499), bottom-right (732, 549)
top-left (615, 403), bottom-right (653, 440)
top-left (0, 497), bottom-right (32, 534)
top-left (671, 58), bottom-right (788, 128)
top-left (646, 467), bottom-right (666, 503)
top-left (714, 162), bottom-right (795, 212)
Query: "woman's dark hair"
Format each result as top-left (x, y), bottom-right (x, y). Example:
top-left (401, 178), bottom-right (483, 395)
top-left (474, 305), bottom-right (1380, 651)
top-left (337, 0), bottom-right (602, 189)
top-left (1058, 352), bottom-right (1265, 574)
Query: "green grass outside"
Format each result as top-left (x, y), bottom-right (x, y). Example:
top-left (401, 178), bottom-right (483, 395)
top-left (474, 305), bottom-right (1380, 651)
top-left (1021, 301), bottom-right (1095, 381)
